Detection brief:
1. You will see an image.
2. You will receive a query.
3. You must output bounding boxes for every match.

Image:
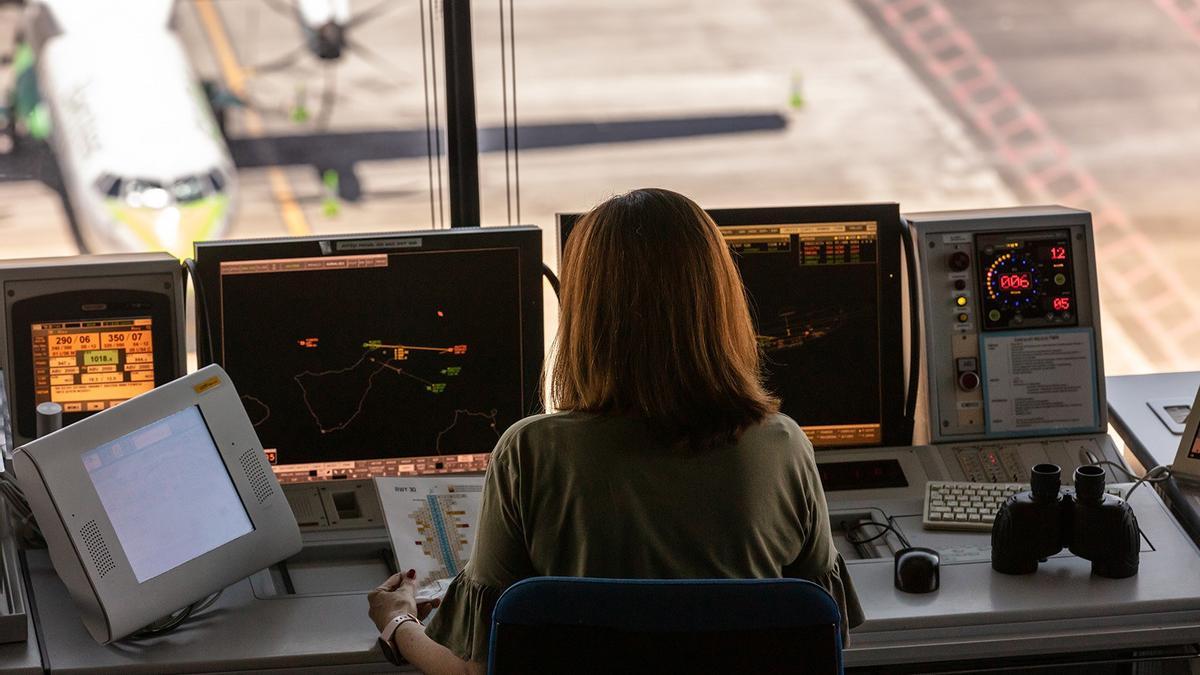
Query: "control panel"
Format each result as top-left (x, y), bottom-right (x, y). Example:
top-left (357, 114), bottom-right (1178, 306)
top-left (940, 437), bottom-right (1116, 484)
top-left (908, 206), bottom-right (1105, 443)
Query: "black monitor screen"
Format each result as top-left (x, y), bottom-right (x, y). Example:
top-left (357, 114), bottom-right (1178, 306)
top-left (196, 228), bottom-right (543, 482)
top-left (557, 204), bottom-right (904, 448)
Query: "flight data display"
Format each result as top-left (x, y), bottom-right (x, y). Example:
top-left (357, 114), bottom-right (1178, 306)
top-left (977, 230), bottom-right (1077, 331)
top-left (723, 222), bottom-right (882, 447)
top-left (31, 317), bottom-right (156, 413)
top-left (217, 250), bottom-right (527, 482)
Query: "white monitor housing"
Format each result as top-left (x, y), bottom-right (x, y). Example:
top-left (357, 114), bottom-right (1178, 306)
top-left (13, 365), bottom-right (301, 643)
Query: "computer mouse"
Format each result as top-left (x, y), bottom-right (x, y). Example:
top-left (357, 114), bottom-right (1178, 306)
top-left (894, 547), bottom-right (940, 594)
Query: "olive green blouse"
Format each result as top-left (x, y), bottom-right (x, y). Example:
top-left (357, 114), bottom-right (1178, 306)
top-left (424, 411), bottom-right (865, 662)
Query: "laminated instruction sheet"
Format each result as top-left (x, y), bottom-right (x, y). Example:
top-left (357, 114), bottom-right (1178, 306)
top-left (982, 329), bottom-right (1098, 434)
top-left (375, 476), bottom-right (485, 594)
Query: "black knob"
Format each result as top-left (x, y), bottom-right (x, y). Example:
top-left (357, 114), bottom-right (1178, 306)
top-left (953, 279), bottom-right (967, 291)
top-left (949, 251), bottom-right (971, 272)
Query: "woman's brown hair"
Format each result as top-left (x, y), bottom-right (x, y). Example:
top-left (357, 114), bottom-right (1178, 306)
top-left (549, 188), bottom-right (778, 448)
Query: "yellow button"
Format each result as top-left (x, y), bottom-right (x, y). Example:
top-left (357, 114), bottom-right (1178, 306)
top-left (955, 296), bottom-right (968, 306)
top-left (957, 313), bottom-right (969, 323)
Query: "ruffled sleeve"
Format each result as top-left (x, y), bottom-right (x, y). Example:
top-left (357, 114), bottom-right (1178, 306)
top-left (423, 569), bottom-right (503, 662)
top-left (782, 427), bottom-right (866, 642)
top-left (808, 553), bottom-right (865, 642)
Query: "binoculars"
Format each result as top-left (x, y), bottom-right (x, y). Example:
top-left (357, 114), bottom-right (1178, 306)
top-left (991, 464), bottom-right (1140, 579)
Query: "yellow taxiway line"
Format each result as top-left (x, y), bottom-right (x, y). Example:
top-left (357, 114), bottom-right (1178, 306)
top-left (193, 0), bottom-right (312, 237)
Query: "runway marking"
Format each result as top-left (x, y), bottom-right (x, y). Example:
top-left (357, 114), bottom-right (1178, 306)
top-left (193, 0), bottom-right (312, 237)
top-left (861, 0), bottom-right (1200, 372)
top-left (1152, 0), bottom-right (1200, 45)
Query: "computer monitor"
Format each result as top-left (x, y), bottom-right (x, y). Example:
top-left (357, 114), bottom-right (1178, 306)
top-left (557, 204), bottom-right (905, 448)
top-left (14, 365), bottom-right (301, 643)
top-left (0, 254), bottom-right (186, 450)
top-left (194, 228), bottom-right (544, 482)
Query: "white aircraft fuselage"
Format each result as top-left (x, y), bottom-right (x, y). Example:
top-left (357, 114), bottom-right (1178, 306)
top-left (23, 0), bottom-right (236, 257)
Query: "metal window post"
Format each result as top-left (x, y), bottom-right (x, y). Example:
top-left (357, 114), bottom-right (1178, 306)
top-left (443, 0), bottom-right (481, 228)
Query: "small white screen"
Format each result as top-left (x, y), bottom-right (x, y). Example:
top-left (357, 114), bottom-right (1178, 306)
top-left (82, 406), bottom-right (254, 583)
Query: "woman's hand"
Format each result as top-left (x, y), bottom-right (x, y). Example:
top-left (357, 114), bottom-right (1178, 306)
top-left (368, 569), bottom-right (442, 631)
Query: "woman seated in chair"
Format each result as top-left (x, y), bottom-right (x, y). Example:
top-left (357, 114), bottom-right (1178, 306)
top-left (368, 188), bottom-right (865, 673)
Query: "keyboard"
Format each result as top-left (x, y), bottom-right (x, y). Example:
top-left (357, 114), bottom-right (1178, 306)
top-left (922, 481), bottom-right (1128, 532)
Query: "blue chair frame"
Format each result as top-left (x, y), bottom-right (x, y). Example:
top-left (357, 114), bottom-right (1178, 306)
top-left (487, 577), bottom-right (843, 675)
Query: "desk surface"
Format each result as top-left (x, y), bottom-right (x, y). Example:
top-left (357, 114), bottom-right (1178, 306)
top-left (1107, 371), bottom-right (1200, 470)
top-left (1107, 370), bottom-right (1200, 550)
top-left (25, 548), bottom-right (405, 674)
top-left (821, 444), bottom-right (1200, 669)
top-left (13, 427), bottom-right (1200, 672)
top-left (0, 554), bottom-right (42, 675)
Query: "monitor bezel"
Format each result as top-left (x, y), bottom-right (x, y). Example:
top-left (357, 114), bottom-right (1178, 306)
top-left (193, 227), bottom-right (546, 470)
top-left (9, 289), bottom-right (179, 442)
top-left (556, 203), bottom-right (906, 448)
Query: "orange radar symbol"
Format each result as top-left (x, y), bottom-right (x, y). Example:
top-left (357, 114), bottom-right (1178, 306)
top-left (361, 341), bottom-right (469, 361)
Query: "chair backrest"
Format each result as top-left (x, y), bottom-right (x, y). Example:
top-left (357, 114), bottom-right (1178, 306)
top-left (487, 577), bottom-right (843, 675)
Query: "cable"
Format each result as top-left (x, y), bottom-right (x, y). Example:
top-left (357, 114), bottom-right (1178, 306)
top-left (418, 0), bottom-right (438, 229)
top-left (899, 216), bottom-right (921, 443)
top-left (498, 0), bottom-right (512, 225)
top-left (183, 259), bottom-right (216, 366)
top-left (542, 264), bottom-right (560, 299)
top-left (1124, 464), bottom-right (1172, 501)
top-left (429, 0), bottom-right (445, 228)
top-left (0, 474), bottom-right (40, 543)
top-left (844, 520), bottom-right (910, 549)
top-left (1076, 449), bottom-right (1173, 501)
top-left (126, 590), bottom-right (224, 640)
top-left (508, 0), bottom-right (520, 223)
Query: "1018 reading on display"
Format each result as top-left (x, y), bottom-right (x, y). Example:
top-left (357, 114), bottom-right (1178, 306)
top-left (31, 318), bottom-right (156, 413)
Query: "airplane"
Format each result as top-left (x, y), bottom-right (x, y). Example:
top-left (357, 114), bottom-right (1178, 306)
top-left (295, 0), bottom-right (350, 60)
top-left (274, 0), bottom-right (395, 63)
top-left (0, 0), bottom-right (236, 258)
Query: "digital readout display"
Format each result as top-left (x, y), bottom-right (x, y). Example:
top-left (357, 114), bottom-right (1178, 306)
top-left (977, 231), bottom-right (1078, 331)
top-left (31, 317), bottom-right (155, 414)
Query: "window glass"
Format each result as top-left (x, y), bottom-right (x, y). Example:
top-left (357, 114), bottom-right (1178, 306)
top-left (1, 2), bottom-right (1197, 374)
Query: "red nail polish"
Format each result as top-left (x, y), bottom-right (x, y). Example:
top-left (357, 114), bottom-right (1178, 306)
top-left (406, 569), bottom-right (416, 579)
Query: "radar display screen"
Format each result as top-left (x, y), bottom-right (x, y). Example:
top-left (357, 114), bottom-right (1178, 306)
top-left (977, 230), bottom-right (1077, 331)
top-left (722, 222), bottom-right (882, 447)
top-left (216, 249), bottom-right (529, 482)
top-left (31, 318), bottom-right (156, 413)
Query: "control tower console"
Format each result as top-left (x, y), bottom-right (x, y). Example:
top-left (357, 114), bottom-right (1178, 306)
top-left (906, 206), bottom-right (1120, 485)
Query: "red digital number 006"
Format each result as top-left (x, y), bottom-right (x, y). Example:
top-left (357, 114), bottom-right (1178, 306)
top-left (998, 273), bottom-right (1031, 291)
